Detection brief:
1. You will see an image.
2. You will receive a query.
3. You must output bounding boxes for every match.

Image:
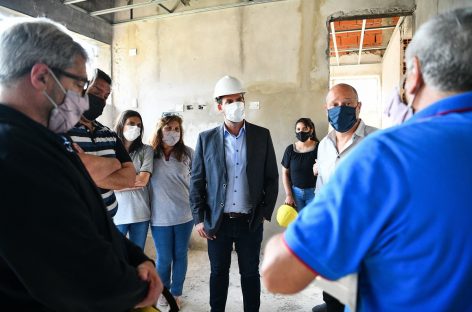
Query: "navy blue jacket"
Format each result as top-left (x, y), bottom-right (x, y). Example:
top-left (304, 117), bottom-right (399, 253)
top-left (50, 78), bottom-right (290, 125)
top-left (190, 121), bottom-right (279, 236)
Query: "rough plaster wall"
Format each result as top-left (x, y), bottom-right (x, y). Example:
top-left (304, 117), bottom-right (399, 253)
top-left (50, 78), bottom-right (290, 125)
top-left (415, 0), bottom-right (472, 29)
top-left (111, 0), bottom-right (421, 247)
top-left (330, 63), bottom-right (383, 127)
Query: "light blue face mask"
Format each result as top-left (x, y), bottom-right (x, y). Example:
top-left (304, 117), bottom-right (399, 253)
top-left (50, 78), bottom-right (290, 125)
top-left (327, 105), bottom-right (357, 133)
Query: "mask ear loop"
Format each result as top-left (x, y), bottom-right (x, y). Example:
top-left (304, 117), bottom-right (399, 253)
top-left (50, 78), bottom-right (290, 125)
top-left (43, 67), bottom-right (68, 110)
top-left (46, 68), bottom-right (67, 95)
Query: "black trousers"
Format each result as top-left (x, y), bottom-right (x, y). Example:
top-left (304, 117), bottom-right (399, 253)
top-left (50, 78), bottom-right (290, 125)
top-left (323, 291), bottom-right (345, 312)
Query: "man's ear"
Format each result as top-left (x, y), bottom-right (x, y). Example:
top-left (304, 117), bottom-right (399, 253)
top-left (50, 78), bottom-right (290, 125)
top-left (405, 56), bottom-right (424, 97)
top-left (30, 63), bottom-right (50, 91)
top-left (217, 103), bottom-right (223, 112)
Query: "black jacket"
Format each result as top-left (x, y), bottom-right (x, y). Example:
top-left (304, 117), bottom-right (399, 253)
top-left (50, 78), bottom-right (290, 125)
top-left (0, 105), bottom-right (150, 312)
top-left (190, 121), bottom-right (279, 236)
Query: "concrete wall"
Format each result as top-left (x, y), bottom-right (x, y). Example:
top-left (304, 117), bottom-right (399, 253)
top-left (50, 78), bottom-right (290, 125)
top-left (110, 0), bottom-right (419, 247)
top-left (380, 21), bottom-right (401, 128)
top-left (415, 0), bottom-right (472, 29)
top-left (330, 63), bottom-right (383, 128)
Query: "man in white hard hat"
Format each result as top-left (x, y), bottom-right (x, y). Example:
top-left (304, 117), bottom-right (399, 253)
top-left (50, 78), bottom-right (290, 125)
top-left (190, 75), bottom-right (279, 312)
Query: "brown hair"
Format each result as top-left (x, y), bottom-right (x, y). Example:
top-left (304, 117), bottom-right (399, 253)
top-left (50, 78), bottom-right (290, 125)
top-left (114, 110), bottom-right (144, 154)
top-left (150, 115), bottom-right (190, 162)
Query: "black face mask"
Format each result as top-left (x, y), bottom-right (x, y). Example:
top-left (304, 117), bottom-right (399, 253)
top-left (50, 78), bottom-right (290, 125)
top-left (83, 93), bottom-right (106, 121)
top-left (296, 131), bottom-right (311, 142)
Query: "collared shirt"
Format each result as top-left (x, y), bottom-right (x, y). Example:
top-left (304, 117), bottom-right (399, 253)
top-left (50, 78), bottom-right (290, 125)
top-left (315, 119), bottom-right (377, 194)
top-left (223, 123), bottom-right (250, 213)
top-left (284, 91), bottom-right (472, 311)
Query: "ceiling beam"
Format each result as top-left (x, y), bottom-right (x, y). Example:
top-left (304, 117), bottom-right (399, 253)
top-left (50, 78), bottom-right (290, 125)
top-left (333, 47), bottom-right (387, 53)
top-left (112, 0), bottom-right (289, 25)
top-left (0, 0), bottom-right (112, 44)
top-left (330, 22), bottom-right (340, 66)
top-left (330, 25), bottom-right (396, 35)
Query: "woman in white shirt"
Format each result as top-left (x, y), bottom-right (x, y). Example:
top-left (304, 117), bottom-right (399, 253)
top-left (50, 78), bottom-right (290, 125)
top-left (113, 110), bottom-right (153, 250)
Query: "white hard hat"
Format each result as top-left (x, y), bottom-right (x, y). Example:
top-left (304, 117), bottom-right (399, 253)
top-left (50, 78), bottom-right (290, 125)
top-left (213, 75), bottom-right (246, 99)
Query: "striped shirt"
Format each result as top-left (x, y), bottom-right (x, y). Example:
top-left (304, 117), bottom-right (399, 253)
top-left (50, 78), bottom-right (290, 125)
top-left (67, 121), bottom-right (131, 216)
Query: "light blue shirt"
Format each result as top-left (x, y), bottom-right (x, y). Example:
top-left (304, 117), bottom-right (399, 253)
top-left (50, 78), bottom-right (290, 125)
top-left (223, 123), bottom-right (250, 213)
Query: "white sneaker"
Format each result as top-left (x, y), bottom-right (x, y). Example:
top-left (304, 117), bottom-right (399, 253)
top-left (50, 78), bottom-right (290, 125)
top-left (157, 294), bottom-right (168, 306)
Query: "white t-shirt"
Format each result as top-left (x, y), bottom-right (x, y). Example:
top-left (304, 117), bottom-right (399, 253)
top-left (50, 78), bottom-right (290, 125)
top-left (114, 144), bottom-right (154, 225)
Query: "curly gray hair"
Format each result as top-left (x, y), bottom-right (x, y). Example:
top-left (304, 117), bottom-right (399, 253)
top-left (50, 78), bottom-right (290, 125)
top-left (405, 8), bottom-right (472, 93)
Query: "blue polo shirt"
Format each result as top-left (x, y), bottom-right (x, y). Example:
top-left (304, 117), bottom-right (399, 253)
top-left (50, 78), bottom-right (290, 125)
top-left (284, 91), bottom-right (472, 311)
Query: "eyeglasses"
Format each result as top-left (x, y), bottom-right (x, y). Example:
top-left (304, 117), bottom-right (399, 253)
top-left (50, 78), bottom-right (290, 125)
top-left (52, 67), bottom-right (90, 91)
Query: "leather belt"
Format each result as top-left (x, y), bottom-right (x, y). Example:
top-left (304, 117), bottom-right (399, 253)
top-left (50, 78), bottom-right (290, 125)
top-left (224, 212), bottom-right (250, 219)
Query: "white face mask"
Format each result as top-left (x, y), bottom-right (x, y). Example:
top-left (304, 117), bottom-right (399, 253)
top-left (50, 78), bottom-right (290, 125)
top-left (123, 125), bottom-right (141, 142)
top-left (223, 101), bottom-right (245, 123)
top-left (162, 131), bottom-right (180, 146)
top-left (44, 68), bottom-right (89, 133)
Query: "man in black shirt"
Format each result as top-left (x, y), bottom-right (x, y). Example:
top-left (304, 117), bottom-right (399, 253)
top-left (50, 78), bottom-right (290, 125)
top-left (0, 18), bottom-right (162, 311)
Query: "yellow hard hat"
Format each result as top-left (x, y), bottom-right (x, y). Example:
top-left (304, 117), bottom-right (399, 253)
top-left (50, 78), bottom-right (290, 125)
top-left (276, 204), bottom-right (298, 227)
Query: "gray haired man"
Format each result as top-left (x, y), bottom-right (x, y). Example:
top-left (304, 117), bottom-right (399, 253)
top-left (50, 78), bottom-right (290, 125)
top-left (262, 8), bottom-right (472, 311)
top-left (0, 18), bottom-right (162, 310)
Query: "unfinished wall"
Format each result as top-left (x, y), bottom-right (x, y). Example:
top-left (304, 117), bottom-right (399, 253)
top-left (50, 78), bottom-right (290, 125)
top-left (111, 0), bottom-right (420, 246)
top-left (381, 22), bottom-right (401, 128)
top-left (415, 0), bottom-right (472, 28)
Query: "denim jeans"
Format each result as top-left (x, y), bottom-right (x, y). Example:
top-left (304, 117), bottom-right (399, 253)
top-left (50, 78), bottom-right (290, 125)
top-left (292, 186), bottom-right (315, 211)
top-left (207, 216), bottom-right (263, 312)
top-left (151, 220), bottom-right (193, 296)
top-left (115, 221), bottom-right (149, 250)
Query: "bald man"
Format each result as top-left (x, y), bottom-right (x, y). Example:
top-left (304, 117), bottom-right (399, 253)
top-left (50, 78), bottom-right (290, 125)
top-left (315, 84), bottom-right (377, 194)
top-left (312, 84), bottom-right (377, 311)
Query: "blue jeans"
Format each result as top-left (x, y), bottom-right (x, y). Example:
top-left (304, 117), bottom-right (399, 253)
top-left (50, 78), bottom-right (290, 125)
top-left (292, 186), bottom-right (315, 211)
top-left (115, 221), bottom-right (149, 250)
top-left (151, 220), bottom-right (193, 296)
top-left (207, 216), bottom-right (263, 312)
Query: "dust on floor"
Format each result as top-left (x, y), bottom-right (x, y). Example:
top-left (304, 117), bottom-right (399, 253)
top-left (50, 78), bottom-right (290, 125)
top-left (145, 241), bottom-right (324, 312)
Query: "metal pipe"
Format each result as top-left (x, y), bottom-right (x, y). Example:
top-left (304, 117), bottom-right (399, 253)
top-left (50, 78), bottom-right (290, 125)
top-left (112, 0), bottom-right (289, 25)
top-left (90, 0), bottom-right (167, 16)
top-left (63, 0), bottom-right (87, 4)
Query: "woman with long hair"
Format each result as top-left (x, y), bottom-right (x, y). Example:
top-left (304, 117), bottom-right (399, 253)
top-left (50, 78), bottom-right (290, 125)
top-left (113, 110), bottom-right (153, 249)
top-left (149, 114), bottom-right (194, 308)
top-left (281, 117), bottom-right (319, 211)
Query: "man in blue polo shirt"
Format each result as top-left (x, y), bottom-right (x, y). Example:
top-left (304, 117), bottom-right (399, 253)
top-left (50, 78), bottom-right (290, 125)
top-left (261, 8), bottom-right (472, 311)
top-left (68, 69), bottom-right (135, 216)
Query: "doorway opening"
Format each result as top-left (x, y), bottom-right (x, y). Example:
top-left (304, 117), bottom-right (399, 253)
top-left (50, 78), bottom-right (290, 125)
top-left (328, 13), bottom-right (413, 128)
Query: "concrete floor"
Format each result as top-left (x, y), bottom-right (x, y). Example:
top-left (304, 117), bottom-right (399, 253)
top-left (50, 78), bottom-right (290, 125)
top-left (144, 235), bottom-right (324, 312)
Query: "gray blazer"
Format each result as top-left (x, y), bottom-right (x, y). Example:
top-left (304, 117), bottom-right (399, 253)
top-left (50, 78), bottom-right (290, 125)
top-left (190, 121), bottom-right (279, 236)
